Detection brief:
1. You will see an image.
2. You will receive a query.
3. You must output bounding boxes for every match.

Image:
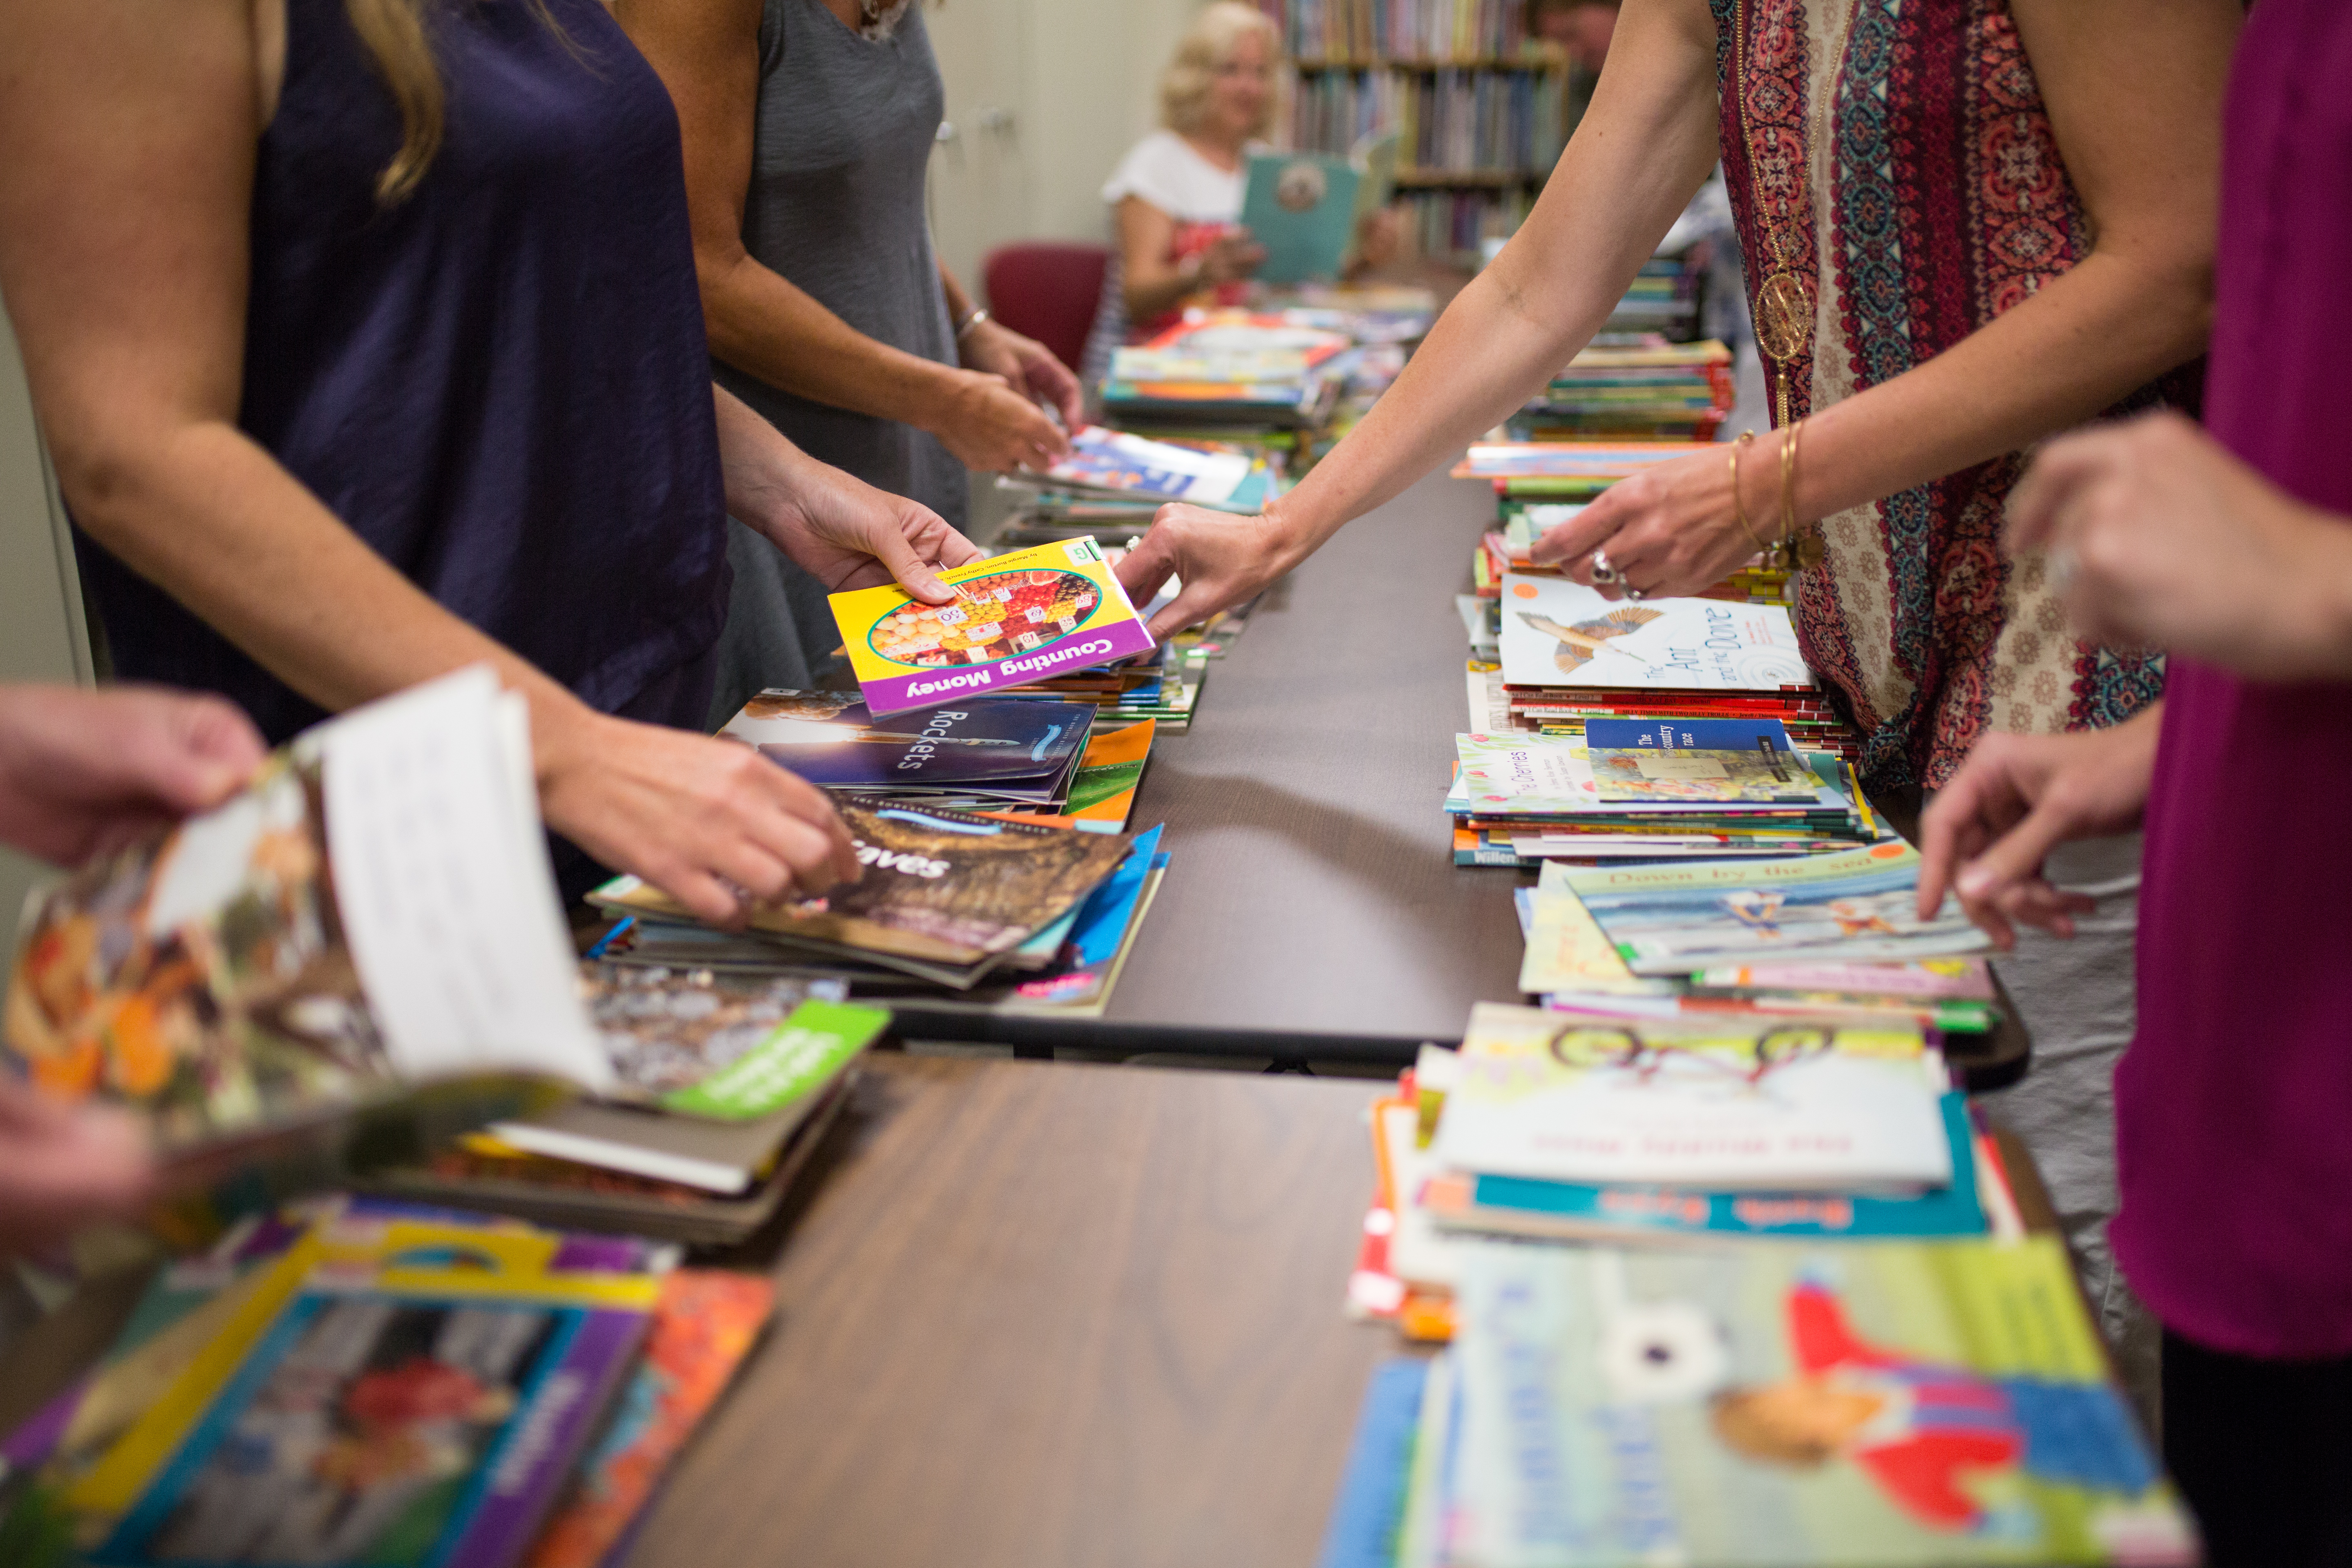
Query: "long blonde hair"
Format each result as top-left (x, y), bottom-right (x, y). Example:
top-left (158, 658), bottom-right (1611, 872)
top-left (1159, 2), bottom-right (1280, 139)
top-left (344, 0), bottom-right (577, 204)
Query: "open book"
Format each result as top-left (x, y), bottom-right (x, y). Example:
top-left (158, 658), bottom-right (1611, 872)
top-left (3, 668), bottom-right (606, 1194)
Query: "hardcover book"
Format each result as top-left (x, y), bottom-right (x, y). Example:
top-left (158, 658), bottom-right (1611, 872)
top-left (829, 538), bottom-right (1154, 717)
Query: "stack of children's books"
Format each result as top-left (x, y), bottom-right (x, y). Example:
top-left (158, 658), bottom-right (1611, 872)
top-left (1100, 312), bottom-right (1352, 440)
top-left (0, 1199), bottom-right (779, 1568)
top-left (1327, 1004), bottom-right (2195, 1567)
top-left (1449, 718), bottom-right (1876, 869)
top-left (1511, 338), bottom-right (1736, 443)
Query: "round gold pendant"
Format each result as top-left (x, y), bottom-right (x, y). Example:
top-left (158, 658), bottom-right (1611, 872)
top-left (1784, 529), bottom-right (1828, 572)
top-left (1754, 270), bottom-right (1815, 364)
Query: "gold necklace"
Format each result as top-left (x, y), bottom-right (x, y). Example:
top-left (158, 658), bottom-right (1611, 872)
top-left (1733, 0), bottom-right (1864, 430)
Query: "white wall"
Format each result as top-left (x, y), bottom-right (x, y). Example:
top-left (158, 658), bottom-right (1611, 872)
top-left (929, 0), bottom-right (1207, 285)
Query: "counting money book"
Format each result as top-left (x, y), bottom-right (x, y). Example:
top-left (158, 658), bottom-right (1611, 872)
top-left (829, 539), bottom-right (1155, 717)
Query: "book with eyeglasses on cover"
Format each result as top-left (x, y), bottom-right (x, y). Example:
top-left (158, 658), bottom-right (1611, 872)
top-left (1432, 1002), bottom-right (1953, 1193)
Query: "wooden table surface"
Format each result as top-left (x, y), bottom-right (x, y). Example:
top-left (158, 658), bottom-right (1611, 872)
top-left (627, 1052), bottom-right (1391, 1568)
top-left (915, 467), bottom-right (1528, 1064)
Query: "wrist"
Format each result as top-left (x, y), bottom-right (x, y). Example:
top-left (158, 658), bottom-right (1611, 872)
top-left (2288, 511), bottom-right (2352, 680)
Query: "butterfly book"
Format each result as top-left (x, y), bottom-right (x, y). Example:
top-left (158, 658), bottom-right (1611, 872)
top-left (829, 538), bottom-right (1155, 718)
top-left (1497, 573), bottom-right (1810, 693)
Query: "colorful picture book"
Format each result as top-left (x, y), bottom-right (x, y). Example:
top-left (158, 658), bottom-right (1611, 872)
top-left (67, 1212), bottom-right (667, 1568)
top-left (1434, 1237), bottom-right (2192, 1566)
top-left (1497, 573), bottom-right (1811, 693)
top-left (1561, 842), bottom-right (1992, 974)
top-left (591, 800), bottom-right (1131, 981)
top-left (718, 689), bottom-right (1091, 805)
top-left (1240, 150), bottom-right (1364, 284)
top-left (829, 538), bottom-right (1154, 717)
top-left (1030, 425), bottom-right (1256, 508)
top-left (1433, 1002), bottom-right (1953, 1192)
top-left (2, 668), bottom-right (604, 1189)
top-left (521, 1271), bottom-right (774, 1568)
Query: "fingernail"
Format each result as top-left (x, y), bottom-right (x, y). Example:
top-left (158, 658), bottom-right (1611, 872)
top-left (1957, 868), bottom-right (1991, 898)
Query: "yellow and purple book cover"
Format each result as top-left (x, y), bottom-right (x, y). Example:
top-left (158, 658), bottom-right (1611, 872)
top-left (829, 539), bottom-right (1155, 718)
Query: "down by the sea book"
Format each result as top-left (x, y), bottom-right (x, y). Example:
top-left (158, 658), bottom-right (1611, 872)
top-left (718, 688), bottom-right (1089, 804)
top-left (829, 538), bottom-right (1155, 717)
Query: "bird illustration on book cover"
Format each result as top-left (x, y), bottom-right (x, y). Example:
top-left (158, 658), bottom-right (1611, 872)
top-left (1517, 606), bottom-right (1666, 677)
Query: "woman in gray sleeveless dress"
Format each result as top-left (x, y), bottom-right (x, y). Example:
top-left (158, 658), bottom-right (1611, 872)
top-left (621, 0), bottom-right (1084, 724)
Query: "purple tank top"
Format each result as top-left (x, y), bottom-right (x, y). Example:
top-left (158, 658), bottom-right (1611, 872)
top-left (75, 0), bottom-right (728, 743)
top-left (2114, 0), bottom-right (2352, 1359)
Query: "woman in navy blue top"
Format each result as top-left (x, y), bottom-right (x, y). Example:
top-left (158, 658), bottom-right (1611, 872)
top-left (0, 0), bottom-right (979, 921)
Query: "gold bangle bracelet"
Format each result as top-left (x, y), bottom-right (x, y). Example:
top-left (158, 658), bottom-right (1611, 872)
top-left (1729, 432), bottom-right (1769, 558)
top-left (1778, 417), bottom-right (1806, 567)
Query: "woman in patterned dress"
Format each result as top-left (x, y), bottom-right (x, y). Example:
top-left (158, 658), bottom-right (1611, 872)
top-left (1120, 0), bottom-right (2240, 1412)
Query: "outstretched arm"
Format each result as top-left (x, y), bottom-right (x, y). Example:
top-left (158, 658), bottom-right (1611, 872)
top-left (1537, 0), bottom-right (2239, 599)
top-left (1117, 0), bottom-right (1723, 637)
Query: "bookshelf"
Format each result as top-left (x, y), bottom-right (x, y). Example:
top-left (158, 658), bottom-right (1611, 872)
top-left (1254, 0), bottom-right (1570, 266)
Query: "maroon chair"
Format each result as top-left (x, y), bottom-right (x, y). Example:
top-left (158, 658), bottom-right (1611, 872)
top-left (980, 242), bottom-right (1111, 375)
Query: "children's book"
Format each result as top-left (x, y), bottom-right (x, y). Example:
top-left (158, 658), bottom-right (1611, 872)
top-left (1030, 426), bottom-right (1254, 508)
top-left (829, 539), bottom-right (1155, 717)
top-left (3, 669), bottom-right (606, 1195)
top-left (72, 1212), bottom-right (666, 1568)
top-left (1581, 716), bottom-right (1823, 804)
top-left (1444, 1236), bottom-right (2194, 1566)
top-left (1498, 573), bottom-right (1811, 693)
top-left (1694, 958), bottom-right (1996, 1002)
top-left (1313, 1359), bottom-right (1428, 1568)
top-left (590, 800), bottom-right (1131, 978)
top-left (1241, 149), bottom-right (1363, 285)
top-left (717, 689), bottom-right (1090, 804)
top-left (521, 1271), bottom-right (774, 1568)
top-left (1425, 1094), bottom-right (1994, 1245)
top-left (1563, 842), bottom-right (1992, 973)
top-left (1434, 1001), bottom-right (1953, 1192)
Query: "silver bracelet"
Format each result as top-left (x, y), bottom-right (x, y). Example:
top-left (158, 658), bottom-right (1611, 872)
top-left (953, 307), bottom-right (990, 342)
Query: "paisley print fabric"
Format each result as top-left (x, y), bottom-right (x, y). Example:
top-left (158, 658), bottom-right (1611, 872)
top-left (1709, 0), bottom-right (2172, 788)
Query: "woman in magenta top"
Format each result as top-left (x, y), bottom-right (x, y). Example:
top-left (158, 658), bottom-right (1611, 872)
top-left (1920, 2), bottom-right (2352, 1558)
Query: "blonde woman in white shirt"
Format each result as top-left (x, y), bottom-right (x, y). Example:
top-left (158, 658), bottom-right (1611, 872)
top-left (1083, 2), bottom-right (1400, 380)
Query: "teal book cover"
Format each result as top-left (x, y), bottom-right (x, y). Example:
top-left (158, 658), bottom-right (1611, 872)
top-left (1239, 151), bottom-right (1362, 284)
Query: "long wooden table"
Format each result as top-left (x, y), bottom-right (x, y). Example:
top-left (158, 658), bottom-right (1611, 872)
top-left (910, 470), bottom-right (2028, 1088)
top-left (628, 1053), bottom-right (1390, 1568)
top-left (909, 468), bottom-right (1522, 1064)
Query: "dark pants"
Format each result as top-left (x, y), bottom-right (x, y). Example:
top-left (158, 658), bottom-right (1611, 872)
top-left (548, 644), bottom-right (722, 909)
top-left (2164, 1327), bottom-right (2352, 1568)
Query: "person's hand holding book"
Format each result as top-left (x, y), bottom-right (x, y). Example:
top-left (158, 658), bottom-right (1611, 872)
top-left (0, 684), bottom-right (264, 868)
